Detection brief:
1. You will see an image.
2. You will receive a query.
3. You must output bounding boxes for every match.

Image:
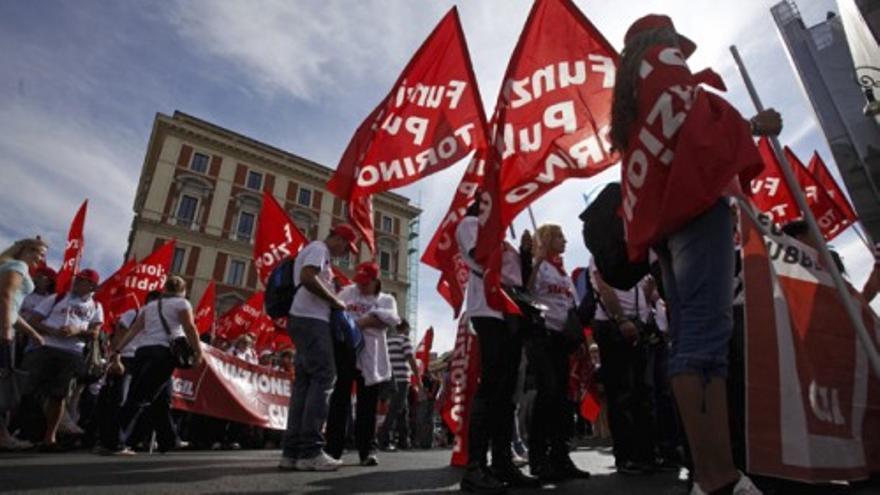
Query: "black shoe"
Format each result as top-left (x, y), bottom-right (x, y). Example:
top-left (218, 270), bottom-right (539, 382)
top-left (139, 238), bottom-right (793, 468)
top-left (529, 463), bottom-right (566, 483)
top-left (491, 462), bottom-right (542, 488)
top-left (652, 456), bottom-right (680, 472)
top-left (360, 454), bottom-right (379, 466)
top-left (616, 460), bottom-right (652, 476)
top-left (460, 466), bottom-right (508, 494)
top-left (556, 457), bottom-right (591, 479)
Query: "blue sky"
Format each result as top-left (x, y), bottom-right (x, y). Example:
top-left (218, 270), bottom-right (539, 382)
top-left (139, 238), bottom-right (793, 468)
top-left (0, 0), bottom-right (870, 352)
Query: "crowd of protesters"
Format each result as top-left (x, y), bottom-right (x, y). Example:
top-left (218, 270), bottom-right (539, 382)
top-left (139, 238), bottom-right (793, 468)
top-left (4, 12), bottom-right (880, 495)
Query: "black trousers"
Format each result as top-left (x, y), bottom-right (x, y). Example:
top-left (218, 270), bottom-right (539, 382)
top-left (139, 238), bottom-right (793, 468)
top-left (593, 320), bottom-right (655, 466)
top-left (325, 341), bottom-right (380, 460)
top-left (467, 316), bottom-right (523, 468)
top-left (96, 357), bottom-right (135, 450)
top-left (378, 380), bottom-right (410, 448)
top-left (728, 304), bottom-right (746, 471)
top-left (118, 346), bottom-right (177, 450)
top-left (526, 330), bottom-right (572, 467)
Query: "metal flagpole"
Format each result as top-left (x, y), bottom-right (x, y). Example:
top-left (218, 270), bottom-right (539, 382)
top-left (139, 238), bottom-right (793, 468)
top-left (527, 206), bottom-right (538, 232)
top-left (731, 45), bottom-right (880, 377)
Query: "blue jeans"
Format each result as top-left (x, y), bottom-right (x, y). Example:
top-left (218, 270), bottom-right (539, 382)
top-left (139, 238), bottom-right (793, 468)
top-left (657, 200), bottom-right (734, 379)
top-left (283, 316), bottom-right (336, 459)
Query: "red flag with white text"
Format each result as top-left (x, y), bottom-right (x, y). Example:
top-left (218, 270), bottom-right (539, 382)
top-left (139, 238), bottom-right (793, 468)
top-left (807, 152), bottom-right (858, 224)
top-left (216, 291), bottom-right (272, 340)
top-left (474, 0), bottom-right (619, 310)
top-left (412, 327), bottom-right (433, 387)
top-left (442, 317), bottom-right (480, 466)
top-left (55, 200), bottom-right (88, 295)
top-left (117, 240), bottom-right (176, 316)
top-left (785, 147), bottom-right (853, 241)
top-left (93, 258), bottom-right (138, 333)
top-left (254, 191), bottom-right (307, 284)
top-left (194, 280), bottom-right (216, 336)
top-left (326, 7), bottom-right (489, 253)
top-left (421, 151), bottom-right (487, 316)
top-left (747, 138), bottom-right (800, 225)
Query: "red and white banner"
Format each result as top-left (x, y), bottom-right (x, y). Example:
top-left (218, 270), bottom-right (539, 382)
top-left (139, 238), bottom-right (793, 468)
top-left (786, 146), bottom-right (853, 241)
top-left (748, 138), bottom-right (799, 225)
top-left (442, 317), bottom-right (481, 466)
top-left (194, 280), bottom-right (215, 336)
top-left (473, 0), bottom-right (618, 309)
top-left (421, 152), bottom-right (486, 316)
top-left (171, 344), bottom-right (293, 430)
top-left (412, 327), bottom-right (434, 387)
top-left (808, 152), bottom-right (858, 225)
top-left (742, 207), bottom-right (880, 482)
top-left (254, 191), bottom-right (307, 284)
top-left (326, 7), bottom-right (489, 253)
top-left (55, 199), bottom-right (88, 295)
top-left (215, 291), bottom-right (273, 340)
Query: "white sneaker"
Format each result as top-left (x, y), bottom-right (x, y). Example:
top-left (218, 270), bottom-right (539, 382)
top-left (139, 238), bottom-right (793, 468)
top-left (296, 452), bottom-right (341, 471)
top-left (278, 456), bottom-right (299, 471)
top-left (0, 436), bottom-right (32, 451)
top-left (733, 472), bottom-right (762, 495)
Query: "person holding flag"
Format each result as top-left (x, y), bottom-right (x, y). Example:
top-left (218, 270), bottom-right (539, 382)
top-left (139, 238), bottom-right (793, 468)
top-left (610, 13), bottom-right (781, 495)
top-left (326, 261), bottom-right (401, 466)
top-left (25, 268), bottom-right (103, 451)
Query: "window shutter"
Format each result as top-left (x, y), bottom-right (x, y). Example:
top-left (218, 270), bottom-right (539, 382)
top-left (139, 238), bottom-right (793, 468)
top-left (234, 164), bottom-right (247, 186)
top-left (312, 190), bottom-right (323, 210)
top-left (209, 156), bottom-right (222, 177)
top-left (263, 173), bottom-right (275, 193)
top-left (213, 253), bottom-right (228, 281)
top-left (393, 217), bottom-right (400, 235)
top-left (186, 246), bottom-right (201, 277)
top-left (177, 145), bottom-right (193, 167)
top-left (286, 181), bottom-right (298, 201)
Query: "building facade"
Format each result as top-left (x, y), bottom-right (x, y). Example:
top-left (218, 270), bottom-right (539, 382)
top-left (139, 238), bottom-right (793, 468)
top-left (125, 111), bottom-right (421, 323)
top-left (772, 1), bottom-right (880, 240)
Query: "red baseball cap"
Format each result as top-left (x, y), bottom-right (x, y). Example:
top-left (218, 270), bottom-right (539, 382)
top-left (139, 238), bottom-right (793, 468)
top-left (35, 266), bottom-right (57, 280)
top-left (332, 223), bottom-right (359, 254)
top-left (76, 269), bottom-right (100, 286)
top-left (353, 262), bottom-right (379, 286)
top-left (624, 14), bottom-right (696, 59)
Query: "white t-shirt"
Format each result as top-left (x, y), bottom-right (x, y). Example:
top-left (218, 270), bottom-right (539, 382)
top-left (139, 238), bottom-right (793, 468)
top-left (20, 292), bottom-right (52, 319)
top-left (117, 308), bottom-right (146, 358)
top-left (532, 260), bottom-right (577, 332)
top-left (339, 285), bottom-right (400, 386)
top-left (457, 217), bottom-right (522, 320)
top-left (589, 258), bottom-right (651, 323)
top-left (35, 293), bottom-right (104, 354)
top-left (290, 241), bottom-right (334, 322)
top-left (135, 297), bottom-right (190, 349)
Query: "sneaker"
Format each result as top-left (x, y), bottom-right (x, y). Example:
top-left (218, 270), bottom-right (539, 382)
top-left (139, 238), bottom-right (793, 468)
top-left (529, 463), bottom-right (566, 483)
top-left (360, 454), bottom-right (379, 466)
top-left (0, 436), bottom-right (33, 451)
top-left (460, 465), bottom-right (508, 494)
top-left (491, 462), bottom-right (541, 488)
top-left (278, 456), bottom-right (299, 471)
top-left (733, 472), bottom-right (762, 495)
top-left (296, 452), bottom-right (341, 472)
top-left (616, 460), bottom-right (652, 476)
top-left (556, 457), bottom-right (591, 479)
top-left (511, 452), bottom-right (528, 467)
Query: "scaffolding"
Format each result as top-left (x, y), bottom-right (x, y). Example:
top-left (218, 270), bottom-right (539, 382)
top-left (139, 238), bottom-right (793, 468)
top-left (406, 214), bottom-right (420, 332)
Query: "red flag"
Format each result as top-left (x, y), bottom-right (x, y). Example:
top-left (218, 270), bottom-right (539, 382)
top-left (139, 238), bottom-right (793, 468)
top-left (785, 147), bottom-right (853, 241)
top-left (412, 327), bottom-right (434, 387)
top-left (807, 152), bottom-right (858, 224)
top-left (254, 191), bottom-right (307, 284)
top-left (216, 291), bottom-right (272, 340)
top-left (331, 266), bottom-right (352, 288)
top-left (421, 152), bottom-right (486, 316)
top-left (579, 391), bottom-right (601, 423)
top-left (326, 7), bottom-right (489, 253)
top-left (194, 280), bottom-right (216, 336)
top-left (443, 317), bottom-right (481, 466)
top-left (748, 138), bottom-right (800, 225)
top-left (474, 0), bottom-right (618, 309)
top-left (94, 258), bottom-right (138, 333)
top-left (118, 240), bottom-right (176, 316)
top-left (56, 200), bottom-right (88, 295)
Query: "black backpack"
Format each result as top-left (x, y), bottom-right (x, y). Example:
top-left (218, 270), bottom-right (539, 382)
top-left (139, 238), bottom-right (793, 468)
top-left (579, 183), bottom-right (649, 291)
top-left (264, 257), bottom-right (300, 319)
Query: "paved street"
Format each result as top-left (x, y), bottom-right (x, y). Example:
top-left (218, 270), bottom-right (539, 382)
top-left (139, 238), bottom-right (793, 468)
top-left (1, 446), bottom-right (878, 495)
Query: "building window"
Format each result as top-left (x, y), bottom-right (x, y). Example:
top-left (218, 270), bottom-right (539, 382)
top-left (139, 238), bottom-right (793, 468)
top-left (176, 195), bottom-right (199, 227)
top-left (226, 260), bottom-right (246, 286)
top-left (246, 171), bottom-right (263, 191)
top-left (381, 215), bottom-right (393, 233)
top-left (297, 187), bottom-right (312, 208)
top-left (379, 250), bottom-right (392, 274)
top-left (236, 211), bottom-right (255, 242)
top-left (190, 153), bottom-right (209, 173)
top-left (171, 247), bottom-right (186, 274)
top-left (292, 210), bottom-right (317, 240)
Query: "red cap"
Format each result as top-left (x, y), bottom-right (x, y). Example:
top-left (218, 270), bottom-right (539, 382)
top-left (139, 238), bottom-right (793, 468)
top-left (353, 262), bottom-right (379, 286)
top-left (75, 269), bottom-right (100, 286)
top-left (35, 266), bottom-right (57, 280)
top-left (332, 223), bottom-right (359, 254)
top-left (624, 14), bottom-right (696, 59)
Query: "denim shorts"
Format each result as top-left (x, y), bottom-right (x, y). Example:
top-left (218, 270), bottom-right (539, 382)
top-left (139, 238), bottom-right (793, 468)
top-left (657, 199), bottom-right (734, 379)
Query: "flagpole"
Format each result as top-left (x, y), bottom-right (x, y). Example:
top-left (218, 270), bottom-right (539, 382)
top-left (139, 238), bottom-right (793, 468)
top-left (527, 206), bottom-right (538, 232)
top-left (731, 45), bottom-right (880, 377)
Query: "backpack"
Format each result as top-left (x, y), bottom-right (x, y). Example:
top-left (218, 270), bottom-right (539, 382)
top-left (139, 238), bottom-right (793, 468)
top-left (264, 257), bottom-right (300, 319)
top-left (579, 183), bottom-right (649, 291)
top-left (572, 268), bottom-right (598, 324)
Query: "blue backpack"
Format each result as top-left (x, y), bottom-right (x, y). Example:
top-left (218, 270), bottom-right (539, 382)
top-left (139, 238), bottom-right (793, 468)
top-left (264, 258), bottom-right (299, 319)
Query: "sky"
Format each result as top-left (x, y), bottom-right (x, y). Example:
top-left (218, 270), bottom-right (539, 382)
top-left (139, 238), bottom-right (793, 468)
top-left (0, 0), bottom-right (872, 353)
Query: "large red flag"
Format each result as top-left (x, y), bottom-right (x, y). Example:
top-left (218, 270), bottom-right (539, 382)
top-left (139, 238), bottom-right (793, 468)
top-left (194, 280), bottom-right (216, 336)
top-left (326, 7), bottom-right (489, 253)
top-left (748, 138), bottom-right (800, 225)
top-left (253, 191), bottom-right (307, 284)
top-left (215, 291), bottom-right (272, 340)
top-left (412, 327), bottom-right (434, 387)
top-left (55, 200), bottom-right (88, 295)
top-left (119, 240), bottom-right (176, 314)
top-left (421, 152), bottom-right (486, 316)
top-left (807, 152), bottom-right (858, 224)
top-left (473, 0), bottom-right (619, 310)
top-left (443, 317), bottom-right (480, 466)
top-left (785, 147), bottom-right (853, 241)
top-left (93, 258), bottom-right (138, 333)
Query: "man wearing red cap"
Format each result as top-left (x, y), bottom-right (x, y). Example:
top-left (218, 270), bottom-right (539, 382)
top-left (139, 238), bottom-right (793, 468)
top-left (24, 269), bottom-right (104, 450)
top-left (325, 261), bottom-right (401, 466)
top-left (279, 223), bottom-right (358, 471)
top-left (610, 14), bottom-right (780, 495)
